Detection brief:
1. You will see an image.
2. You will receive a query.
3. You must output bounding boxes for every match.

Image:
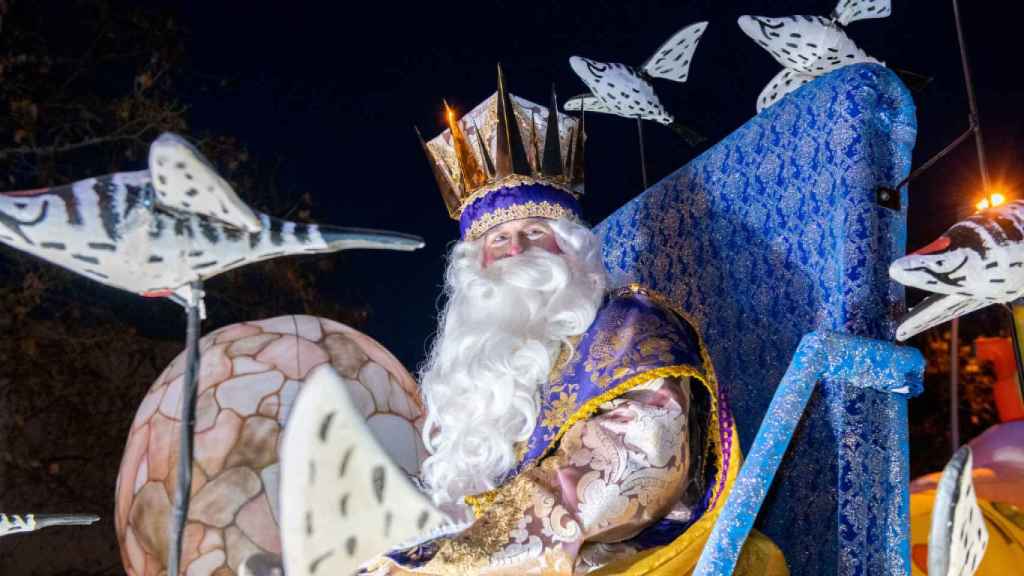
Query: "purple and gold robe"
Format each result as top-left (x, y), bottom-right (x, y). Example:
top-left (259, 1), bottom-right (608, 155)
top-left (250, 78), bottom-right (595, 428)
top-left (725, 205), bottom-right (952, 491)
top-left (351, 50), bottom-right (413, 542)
top-left (363, 285), bottom-right (786, 575)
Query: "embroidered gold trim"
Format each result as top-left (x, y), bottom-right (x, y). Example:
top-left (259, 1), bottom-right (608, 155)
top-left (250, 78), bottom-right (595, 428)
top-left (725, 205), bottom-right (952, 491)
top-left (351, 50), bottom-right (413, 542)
top-left (620, 283), bottom-right (704, 332)
top-left (464, 490), bottom-right (498, 518)
top-left (466, 199), bottom-right (580, 240)
top-left (430, 474), bottom-right (536, 574)
top-left (456, 174), bottom-right (576, 219)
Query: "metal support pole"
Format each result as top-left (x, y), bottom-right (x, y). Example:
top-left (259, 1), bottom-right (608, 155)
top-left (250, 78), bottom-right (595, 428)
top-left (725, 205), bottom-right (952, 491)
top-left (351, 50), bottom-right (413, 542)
top-left (637, 119), bottom-right (648, 190)
top-left (167, 281), bottom-right (203, 576)
top-left (1006, 303), bottom-right (1024, 405)
top-left (951, 0), bottom-right (990, 189)
top-left (950, 317), bottom-right (960, 452)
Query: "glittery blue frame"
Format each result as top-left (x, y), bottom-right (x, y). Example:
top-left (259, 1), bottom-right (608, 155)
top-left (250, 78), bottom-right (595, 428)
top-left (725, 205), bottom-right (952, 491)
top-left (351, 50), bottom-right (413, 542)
top-left (694, 331), bottom-right (924, 576)
top-left (595, 64), bottom-right (917, 575)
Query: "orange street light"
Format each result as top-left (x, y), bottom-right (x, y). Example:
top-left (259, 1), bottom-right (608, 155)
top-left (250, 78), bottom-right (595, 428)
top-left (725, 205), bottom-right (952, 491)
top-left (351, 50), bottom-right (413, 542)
top-left (975, 190), bottom-right (1009, 212)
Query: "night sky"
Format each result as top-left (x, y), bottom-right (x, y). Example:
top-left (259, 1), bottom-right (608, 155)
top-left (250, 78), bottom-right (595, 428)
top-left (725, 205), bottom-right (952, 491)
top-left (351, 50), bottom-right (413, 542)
top-left (2, 2), bottom-right (1022, 574)
top-left (158, 0), bottom-right (1021, 370)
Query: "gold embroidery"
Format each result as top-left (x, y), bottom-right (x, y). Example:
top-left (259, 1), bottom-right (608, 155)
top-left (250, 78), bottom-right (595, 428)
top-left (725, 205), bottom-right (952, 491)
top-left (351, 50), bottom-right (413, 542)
top-left (464, 490), bottom-right (498, 519)
top-left (551, 335), bottom-right (582, 374)
top-left (471, 285), bottom-right (733, 527)
top-left (513, 439), bottom-right (530, 463)
top-left (526, 285), bottom-right (734, 506)
top-left (554, 365), bottom-right (709, 450)
top-left (614, 284), bottom-right (733, 508)
top-left (541, 392), bottom-right (579, 429)
top-left (428, 474), bottom-right (536, 574)
top-left (466, 198), bottom-right (580, 240)
top-left (458, 174), bottom-right (575, 218)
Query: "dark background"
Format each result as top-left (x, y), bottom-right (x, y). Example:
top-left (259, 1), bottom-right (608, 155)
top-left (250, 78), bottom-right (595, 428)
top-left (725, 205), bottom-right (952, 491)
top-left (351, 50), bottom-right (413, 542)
top-left (1, 1), bottom-right (1021, 574)
top-left (178, 0), bottom-right (1023, 368)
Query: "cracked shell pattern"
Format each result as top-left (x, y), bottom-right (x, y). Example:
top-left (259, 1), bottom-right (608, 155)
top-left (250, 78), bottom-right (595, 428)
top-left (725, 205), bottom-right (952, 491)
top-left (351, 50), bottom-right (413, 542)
top-left (114, 315), bottom-right (425, 576)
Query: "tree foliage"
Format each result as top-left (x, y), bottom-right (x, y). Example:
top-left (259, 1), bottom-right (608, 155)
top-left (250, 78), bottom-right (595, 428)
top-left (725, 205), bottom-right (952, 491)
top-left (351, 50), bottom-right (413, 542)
top-left (0, 2), bottom-right (364, 573)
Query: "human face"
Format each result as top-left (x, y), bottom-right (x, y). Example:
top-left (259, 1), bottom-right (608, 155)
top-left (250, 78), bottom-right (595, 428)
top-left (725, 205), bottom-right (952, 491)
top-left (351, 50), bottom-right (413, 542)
top-left (481, 218), bottom-right (562, 267)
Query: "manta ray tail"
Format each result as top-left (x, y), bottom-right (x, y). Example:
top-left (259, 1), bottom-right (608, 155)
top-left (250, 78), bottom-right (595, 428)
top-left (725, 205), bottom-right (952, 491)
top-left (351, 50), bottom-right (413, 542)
top-left (33, 514), bottom-right (101, 529)
top-left (667, 121), bottom-right (707, 147)
top-left (319, 225), bottom-right (425, 252)
top-left (891, 66), bottom-right (933, 93)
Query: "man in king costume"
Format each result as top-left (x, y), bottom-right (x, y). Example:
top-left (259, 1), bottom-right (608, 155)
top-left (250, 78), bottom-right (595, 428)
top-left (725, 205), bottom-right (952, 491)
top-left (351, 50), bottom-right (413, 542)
top-left (362, 68), bottom-right (786, 575)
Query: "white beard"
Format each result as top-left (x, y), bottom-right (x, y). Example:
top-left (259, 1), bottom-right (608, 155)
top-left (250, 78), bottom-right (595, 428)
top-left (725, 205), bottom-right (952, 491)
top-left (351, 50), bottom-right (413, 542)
top-left (418, 219), bottom-right (607, 508)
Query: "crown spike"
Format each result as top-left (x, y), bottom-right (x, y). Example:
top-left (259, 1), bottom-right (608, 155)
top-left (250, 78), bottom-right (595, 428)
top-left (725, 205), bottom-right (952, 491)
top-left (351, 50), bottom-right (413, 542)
top-left (444, 100), bottom-right (488, 193)
top-left (472, 119), bottom-right (495, 177)
top-left (570, 107), bottom-right (585, 187)
top-left (564, 124), bottom-right (576, 176)
top-left (542, 84), bottom-right (563, 177)
top-left (530, 108), bottom-right (541, 173)
top-left (416, 126), bottom-right (460, 217)
top-left (494, 64), bottom-right (532, 177)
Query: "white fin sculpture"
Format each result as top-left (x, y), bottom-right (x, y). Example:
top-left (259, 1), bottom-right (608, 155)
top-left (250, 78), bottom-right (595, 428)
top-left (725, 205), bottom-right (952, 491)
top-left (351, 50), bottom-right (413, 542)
top-left (0, 513), bottom-right (100, 537)
top-left (738, 0), bottom-right (890, 112)
top-left (929, 447), bottom-right (989, 576)
top-left (563, 93), bottom-right (609, 115)
top-left (280, 364), bottom-right (449, 576)
top-left (889, 200), bottom-right (1024, 340)
top-left (0, 132), bottom-right (424, 307)
top-left (567, 22), bottom-right (708, 145)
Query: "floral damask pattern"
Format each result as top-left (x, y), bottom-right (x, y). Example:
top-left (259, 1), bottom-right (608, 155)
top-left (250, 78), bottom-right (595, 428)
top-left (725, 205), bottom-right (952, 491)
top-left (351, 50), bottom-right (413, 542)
top-left (594, 64), bottom-right (916, 575)
top-left (363, 377), bottom-right (693, 575)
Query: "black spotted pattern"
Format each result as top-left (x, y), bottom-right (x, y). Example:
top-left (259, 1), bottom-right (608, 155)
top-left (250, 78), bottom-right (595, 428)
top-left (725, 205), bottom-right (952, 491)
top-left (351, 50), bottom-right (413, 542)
top-left (318, 412), bottom-right (335, 442)
top-left (339, 446), bottom-right (354, 478)
top-left (372, 466), bottom-right (385, 504)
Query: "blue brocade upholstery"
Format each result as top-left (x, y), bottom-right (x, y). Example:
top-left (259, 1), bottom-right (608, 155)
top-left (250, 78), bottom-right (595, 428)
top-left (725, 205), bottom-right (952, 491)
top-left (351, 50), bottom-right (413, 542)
top-left (595, 64), bottom-right (917, 575)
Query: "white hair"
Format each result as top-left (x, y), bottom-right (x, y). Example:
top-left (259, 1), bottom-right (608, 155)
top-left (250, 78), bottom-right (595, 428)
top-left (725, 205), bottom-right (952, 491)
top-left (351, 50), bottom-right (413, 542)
top-left (418, 218), bottom-right (607, 508)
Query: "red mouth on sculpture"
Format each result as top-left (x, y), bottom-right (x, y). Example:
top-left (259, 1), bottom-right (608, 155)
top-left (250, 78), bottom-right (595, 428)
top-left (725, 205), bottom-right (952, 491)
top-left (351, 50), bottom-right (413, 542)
top-left (913, 236), bottom-right (951, 255)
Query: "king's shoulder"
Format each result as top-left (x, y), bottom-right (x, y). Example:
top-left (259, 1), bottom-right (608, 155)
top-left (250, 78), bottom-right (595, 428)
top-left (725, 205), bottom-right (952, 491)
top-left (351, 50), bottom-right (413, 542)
top-left (595, 284), bottom-right (701, 338)
top-left (603, 284), bottom-right (690, 319)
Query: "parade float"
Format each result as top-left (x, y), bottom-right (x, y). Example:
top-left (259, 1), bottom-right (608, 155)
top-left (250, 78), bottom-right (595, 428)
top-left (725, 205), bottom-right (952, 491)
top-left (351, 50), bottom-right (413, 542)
top-left (2, 0), bottom-right (1021, 575)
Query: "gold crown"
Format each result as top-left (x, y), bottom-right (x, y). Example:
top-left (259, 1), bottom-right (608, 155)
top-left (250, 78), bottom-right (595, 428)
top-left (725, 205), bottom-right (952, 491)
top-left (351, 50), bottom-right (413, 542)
top-left (417, 66), bottom-right (585, 220)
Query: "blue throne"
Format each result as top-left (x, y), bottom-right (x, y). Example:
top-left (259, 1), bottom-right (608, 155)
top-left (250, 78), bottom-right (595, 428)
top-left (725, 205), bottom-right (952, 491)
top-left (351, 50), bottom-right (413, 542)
top-left (596, 64), bottom-right (922, 575)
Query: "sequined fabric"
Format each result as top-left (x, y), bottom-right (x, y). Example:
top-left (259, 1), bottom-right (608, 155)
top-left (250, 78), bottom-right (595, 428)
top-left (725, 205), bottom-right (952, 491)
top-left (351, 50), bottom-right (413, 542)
top-left (694, 331), bottom-right (924, 576)
top-left (594, 63), bottom-right (916, 575)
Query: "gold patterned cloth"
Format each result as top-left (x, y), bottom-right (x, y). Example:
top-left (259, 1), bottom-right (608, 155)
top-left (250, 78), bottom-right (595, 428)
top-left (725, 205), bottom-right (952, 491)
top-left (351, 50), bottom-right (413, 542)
top-left (361, 287), bottom-right (787, 574)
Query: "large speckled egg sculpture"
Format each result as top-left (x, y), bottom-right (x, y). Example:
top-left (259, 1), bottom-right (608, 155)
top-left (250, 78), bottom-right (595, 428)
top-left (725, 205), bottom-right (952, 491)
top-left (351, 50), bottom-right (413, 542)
top-left (115, 315), bottom-right (426, 576)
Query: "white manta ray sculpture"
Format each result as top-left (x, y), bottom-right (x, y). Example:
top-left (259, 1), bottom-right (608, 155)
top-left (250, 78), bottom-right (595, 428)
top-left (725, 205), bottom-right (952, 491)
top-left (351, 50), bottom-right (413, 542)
top-left (889, 200), bottom-right (1024, 340)
top-left (738, 0), bottom-right (890, 112)
top-left (0, 513), bottom-right (100, 537)
top-left (928, 447), bottom-right (989, 576)
top-left (567, 21), bottom-right (708, 145)
top-left (0, 133), bottom-right (424, 304)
